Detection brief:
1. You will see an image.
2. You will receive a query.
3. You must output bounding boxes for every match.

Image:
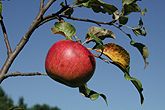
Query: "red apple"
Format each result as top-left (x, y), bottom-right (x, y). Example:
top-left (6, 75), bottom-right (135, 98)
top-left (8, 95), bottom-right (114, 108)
top-left (45, 40), bottom-right (96, 87)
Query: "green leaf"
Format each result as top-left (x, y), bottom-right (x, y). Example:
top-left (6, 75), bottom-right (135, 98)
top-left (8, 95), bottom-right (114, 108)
top-left (124, 71), bottom-right (144, 104)
top-left (132, 27), bottom-right (147, 36)
top-left (130, 41), bottom-right (149, 68)
top-left (0, 0), bottom-right (2, 15)
top-left (141, 8), bottom-right (147, 16)
top-left (122, 3), bottom-right (141, 15)
top-left (122, 0), bottom-right (147, 16)
top-left (138, 17), bottom-right (143, 26)
top-left (89, 91), bottom-right (99, 101)
top-left (76, 0), bottom-right (118, 15)
top-left (132, 18), bottom-right (147, 36)
top-left (79, 84), bottom-right (108, 106)
top-left (119, 16), bottom-right (129, 25)
top-left (51, 22), bottom-right (76, 40)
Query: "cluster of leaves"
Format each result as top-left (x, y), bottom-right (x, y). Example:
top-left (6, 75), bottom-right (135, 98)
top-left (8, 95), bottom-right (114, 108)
top-left (51, 0), bottom-right (149, 105)
top-left (0, 87), bottom-right (60, 110)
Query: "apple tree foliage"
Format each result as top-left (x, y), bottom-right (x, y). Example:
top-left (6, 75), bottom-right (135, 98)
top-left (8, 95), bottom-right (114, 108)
top-left (0, 0), bottom-right (149, 107)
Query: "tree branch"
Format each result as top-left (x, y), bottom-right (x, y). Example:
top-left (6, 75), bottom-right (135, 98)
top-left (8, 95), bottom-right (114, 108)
top-left (0, 72), bottom-right (47, 83)
top-left (0, 0), bottom-right (57, 83)
top-left (0, 16), bottom-right (12, 55)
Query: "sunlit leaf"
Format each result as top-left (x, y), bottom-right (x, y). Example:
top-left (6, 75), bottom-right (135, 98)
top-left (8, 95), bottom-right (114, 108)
top-left (96, 43), bottom-right (130, 70)
top-left (132, 18), bottom-right (147, 36)
top-left (112, 10), bottom-right (120, 20)
top-left (76, 0), bottom-right (118, 15)
top-left (130, 41), bottom-right (149, 68)
top-left (132, 27), bottom-right (146, 36)
top-left (141, 8), bottom-right (147, 16)
top-left (122, 0), bottom-right (137, 5)
top-left (79, 84), bottom-right (108, 105)
top-left (51, 22), bottom-right (76, 40)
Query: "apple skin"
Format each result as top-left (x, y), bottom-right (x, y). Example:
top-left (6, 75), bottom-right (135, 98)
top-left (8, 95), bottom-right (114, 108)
top-left (45, 40), bottom-right (96, 87)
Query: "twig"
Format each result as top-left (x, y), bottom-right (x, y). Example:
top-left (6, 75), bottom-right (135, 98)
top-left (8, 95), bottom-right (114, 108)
top-left (38, 5), bottom-right (70, 27)
top-left (61, 15), bottom-right (116, 26)
top-left (0, 72), bottom-right (47, 84)
top-left (0, 16), bottom-right (12, 55)
top-left (38, 13), bottom-right (117, 27)
top-left (40, 0), bottom-right (45, 10)
top-left (64, 0), bottom-right (68, 6)
top-left (94, 54), bottom-right (110, 64)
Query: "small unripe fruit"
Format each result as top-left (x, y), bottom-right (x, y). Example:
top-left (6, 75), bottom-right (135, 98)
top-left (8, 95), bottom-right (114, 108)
top-left (45, 40), bottom-right (96, 87)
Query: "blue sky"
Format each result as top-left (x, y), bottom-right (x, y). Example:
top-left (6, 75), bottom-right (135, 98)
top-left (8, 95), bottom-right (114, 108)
top-left (0, 0), bottom-right (165, 110)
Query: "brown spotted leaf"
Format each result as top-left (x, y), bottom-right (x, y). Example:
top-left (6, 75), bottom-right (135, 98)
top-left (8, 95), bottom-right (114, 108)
top-left (96, 43), bottom-right (130, 70)
top-left (86, 26), bottom-right (116, 41)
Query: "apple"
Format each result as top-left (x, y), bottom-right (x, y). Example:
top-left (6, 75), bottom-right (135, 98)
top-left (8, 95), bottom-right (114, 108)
top-left (45, 40), bottom-right (96, 87)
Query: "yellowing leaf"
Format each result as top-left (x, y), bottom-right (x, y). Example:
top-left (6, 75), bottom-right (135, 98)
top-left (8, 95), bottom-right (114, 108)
top-left (96, 43), bottom-right (130, 70)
